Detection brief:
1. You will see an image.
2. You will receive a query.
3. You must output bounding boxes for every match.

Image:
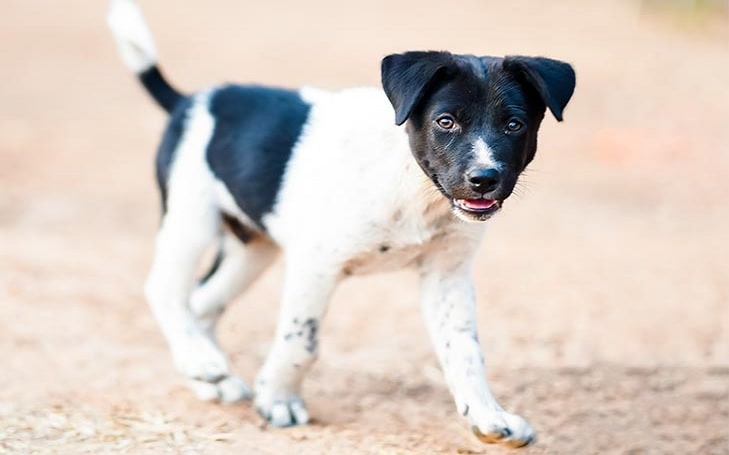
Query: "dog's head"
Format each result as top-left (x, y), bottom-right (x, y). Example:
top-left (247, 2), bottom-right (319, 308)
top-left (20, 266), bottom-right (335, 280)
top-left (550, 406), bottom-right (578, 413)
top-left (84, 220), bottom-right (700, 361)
top-left (382, 51), bottom-right (575, 222)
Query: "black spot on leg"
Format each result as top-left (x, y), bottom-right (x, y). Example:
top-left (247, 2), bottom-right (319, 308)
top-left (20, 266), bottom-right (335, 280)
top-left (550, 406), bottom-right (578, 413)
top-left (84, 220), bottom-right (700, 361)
top-left (303, 318), bottom-right (319, 354)
top-left (463, 404), bottom-right (470, 417)
top-left (378, 244), bottom-right (391, 253)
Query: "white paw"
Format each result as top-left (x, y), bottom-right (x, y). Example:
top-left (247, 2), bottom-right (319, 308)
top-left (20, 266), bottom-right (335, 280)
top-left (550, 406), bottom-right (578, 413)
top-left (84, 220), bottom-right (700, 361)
top-left (187, 375), bottom-right (252, 403)
top-left (467, 407), bottom-right (535, 448)
top-left (254, 385), bottom-right (309, 427)
top-left (171, 336), bottom-right (229, 382)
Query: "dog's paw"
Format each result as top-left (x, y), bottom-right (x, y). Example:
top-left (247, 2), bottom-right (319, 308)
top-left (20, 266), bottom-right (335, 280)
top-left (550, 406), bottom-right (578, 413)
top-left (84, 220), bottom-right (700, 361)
top-left (255, 390), bottom-right (309, 427)
top-left (468, 407), bottom-right (535, 448)
top-left (171, 336), bottom-right (229, 383)
top-left (187, 375), bottom-right (252, 403)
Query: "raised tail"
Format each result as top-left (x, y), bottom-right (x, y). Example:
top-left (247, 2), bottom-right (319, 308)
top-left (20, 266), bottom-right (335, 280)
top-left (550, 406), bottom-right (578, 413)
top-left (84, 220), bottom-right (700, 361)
top-left (107, 0), bottom-right (183, 112)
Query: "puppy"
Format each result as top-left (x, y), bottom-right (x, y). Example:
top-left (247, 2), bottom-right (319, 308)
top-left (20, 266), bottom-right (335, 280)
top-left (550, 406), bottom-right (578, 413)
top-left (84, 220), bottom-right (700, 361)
top-left (108, 0), bottom-right (575, 448)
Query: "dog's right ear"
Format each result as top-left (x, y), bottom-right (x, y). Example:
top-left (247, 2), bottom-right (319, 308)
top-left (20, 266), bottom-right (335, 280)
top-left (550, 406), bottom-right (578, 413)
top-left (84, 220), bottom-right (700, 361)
top-left (381, 51), bottom-right (455, 126)
top-left (503, 56), bottom-right (575, 122)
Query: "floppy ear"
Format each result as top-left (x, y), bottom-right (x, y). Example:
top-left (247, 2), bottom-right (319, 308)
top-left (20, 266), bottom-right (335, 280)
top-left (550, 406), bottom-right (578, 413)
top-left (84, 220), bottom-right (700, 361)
top-left (381, 51), bottom-right (455, 125)
top-left (504, 56), bottom-right (576, 121)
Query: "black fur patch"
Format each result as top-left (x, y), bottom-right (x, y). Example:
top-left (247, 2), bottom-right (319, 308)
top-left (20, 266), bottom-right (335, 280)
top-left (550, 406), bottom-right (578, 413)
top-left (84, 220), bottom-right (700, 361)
top-left (139, 66), bottom-right (184, 113)
top-left (303, 318), bottom-right (319, 354)
top-left (206, 85), bottom-right (311, 229)
top-left (155, 96), bottom-right (193, 213)
top-left (221, 213), bottom-right (255, 243)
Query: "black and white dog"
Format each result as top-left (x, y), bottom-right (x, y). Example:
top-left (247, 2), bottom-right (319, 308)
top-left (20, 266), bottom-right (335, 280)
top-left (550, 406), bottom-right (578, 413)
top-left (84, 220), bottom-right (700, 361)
top-left (108, 0), bottom-right (574, 447)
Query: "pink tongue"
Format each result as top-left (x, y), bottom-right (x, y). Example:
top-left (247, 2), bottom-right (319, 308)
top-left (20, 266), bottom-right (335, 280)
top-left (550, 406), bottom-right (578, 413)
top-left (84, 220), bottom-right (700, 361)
top-left (462, 199), bottom-right (497, 209)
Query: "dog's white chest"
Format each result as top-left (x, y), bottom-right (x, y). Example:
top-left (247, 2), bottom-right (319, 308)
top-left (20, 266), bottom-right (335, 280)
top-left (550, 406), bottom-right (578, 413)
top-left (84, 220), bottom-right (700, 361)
top-left (342, 244), bottom-right (421, 275)
top-left (342, 204), bottom-right (453, 276)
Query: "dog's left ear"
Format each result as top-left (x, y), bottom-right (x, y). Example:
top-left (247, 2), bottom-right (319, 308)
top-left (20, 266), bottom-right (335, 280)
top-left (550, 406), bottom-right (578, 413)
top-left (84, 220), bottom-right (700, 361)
top-left (381, 51), bottom-right (456, 125)
top-left (504, 56), bottom-right (576, 121)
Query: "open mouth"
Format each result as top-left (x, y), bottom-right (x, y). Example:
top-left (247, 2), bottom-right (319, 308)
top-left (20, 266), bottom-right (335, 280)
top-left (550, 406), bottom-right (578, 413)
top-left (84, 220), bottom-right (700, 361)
top-left (421, 168), bottom-right (503, 221)
top-left (452, 198), bottom-right (501, 219)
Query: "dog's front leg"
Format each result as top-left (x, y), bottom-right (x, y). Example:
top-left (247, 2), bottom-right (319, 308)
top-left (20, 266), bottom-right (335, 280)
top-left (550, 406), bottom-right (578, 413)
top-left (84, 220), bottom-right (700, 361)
top-left (254, 254), bottom-right (339, 427)
top-left (420, 255), bottom-right (535, 448)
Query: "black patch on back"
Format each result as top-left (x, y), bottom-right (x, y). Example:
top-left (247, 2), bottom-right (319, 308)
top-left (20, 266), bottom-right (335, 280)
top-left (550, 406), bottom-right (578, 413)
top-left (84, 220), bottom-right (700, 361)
top-left (206, 85), bottom-right (311, 229)
top-left (155, 96), bottom-right (193, 213)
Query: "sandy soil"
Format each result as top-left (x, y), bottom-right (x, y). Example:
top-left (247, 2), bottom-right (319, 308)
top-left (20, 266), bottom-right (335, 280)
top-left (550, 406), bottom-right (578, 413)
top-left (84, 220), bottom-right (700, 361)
top-left (1, 1), bottom-right (728, 453)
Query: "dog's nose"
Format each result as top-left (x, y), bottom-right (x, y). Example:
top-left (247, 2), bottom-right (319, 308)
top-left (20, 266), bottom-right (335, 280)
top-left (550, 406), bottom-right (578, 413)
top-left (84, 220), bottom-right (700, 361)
top-left (466, 168), bottom-right (501, 193)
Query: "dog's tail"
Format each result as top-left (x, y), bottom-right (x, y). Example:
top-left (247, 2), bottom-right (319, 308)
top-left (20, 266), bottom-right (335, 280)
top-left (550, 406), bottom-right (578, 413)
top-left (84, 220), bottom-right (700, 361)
top-left (107, 0), bottom-right (183, 112)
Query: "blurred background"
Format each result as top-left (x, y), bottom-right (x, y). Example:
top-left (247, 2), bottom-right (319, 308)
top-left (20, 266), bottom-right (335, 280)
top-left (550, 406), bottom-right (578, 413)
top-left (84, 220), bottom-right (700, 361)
top-left (0, 0), bottom-right (727, 453)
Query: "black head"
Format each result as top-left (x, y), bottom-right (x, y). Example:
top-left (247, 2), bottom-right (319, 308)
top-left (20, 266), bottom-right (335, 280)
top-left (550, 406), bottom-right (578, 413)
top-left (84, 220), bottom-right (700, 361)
top-left (381, 51), bottom-right (575, 221)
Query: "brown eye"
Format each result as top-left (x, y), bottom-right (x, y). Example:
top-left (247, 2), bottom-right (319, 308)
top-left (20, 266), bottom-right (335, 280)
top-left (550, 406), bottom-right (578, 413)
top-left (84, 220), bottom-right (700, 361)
top-left (436, 115), bottom-right (456, 130)
top-left (506, 118), bottom-right (525, 133)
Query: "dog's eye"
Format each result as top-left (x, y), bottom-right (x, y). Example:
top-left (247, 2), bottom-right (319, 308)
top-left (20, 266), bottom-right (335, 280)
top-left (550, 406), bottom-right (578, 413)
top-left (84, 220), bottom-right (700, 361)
top-left (435, 115), bottom-right (456, 130)
top-left (506, 118), bottom-right (525, 134)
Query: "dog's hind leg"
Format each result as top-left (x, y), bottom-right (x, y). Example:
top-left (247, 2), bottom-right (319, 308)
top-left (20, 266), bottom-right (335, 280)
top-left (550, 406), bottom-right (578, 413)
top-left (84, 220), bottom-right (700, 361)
top-left (147, 205), bottom-right (256, 403)
top-left (190, 229), bottom-right (278, 336)
top-left (184, 231), bottom-right (277, 402)
top-left (145, 90), bottom-right (252, 403)
top-left (145, 198), bottom-right (231, 386)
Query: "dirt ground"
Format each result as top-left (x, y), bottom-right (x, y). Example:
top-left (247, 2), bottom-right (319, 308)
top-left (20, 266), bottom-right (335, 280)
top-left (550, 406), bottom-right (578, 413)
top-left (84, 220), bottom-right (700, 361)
top-left (1, 1), bottom-right (728, 453)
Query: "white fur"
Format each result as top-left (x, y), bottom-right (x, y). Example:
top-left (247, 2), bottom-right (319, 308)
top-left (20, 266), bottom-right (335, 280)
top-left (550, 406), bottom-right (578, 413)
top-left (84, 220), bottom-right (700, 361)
top-left (264, 88), bottom-right (448, 252)
top-left (107, 0), bottom-right (158, 73)
top-left (472, 137), bottom-right (501, 170)
top-left (298, 86), bottom-right (329, 104)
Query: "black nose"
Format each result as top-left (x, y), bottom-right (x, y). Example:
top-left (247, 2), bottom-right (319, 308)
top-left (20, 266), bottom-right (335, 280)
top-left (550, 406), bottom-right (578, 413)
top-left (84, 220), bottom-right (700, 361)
top-left (466, 168), bottom-right (501, 193)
